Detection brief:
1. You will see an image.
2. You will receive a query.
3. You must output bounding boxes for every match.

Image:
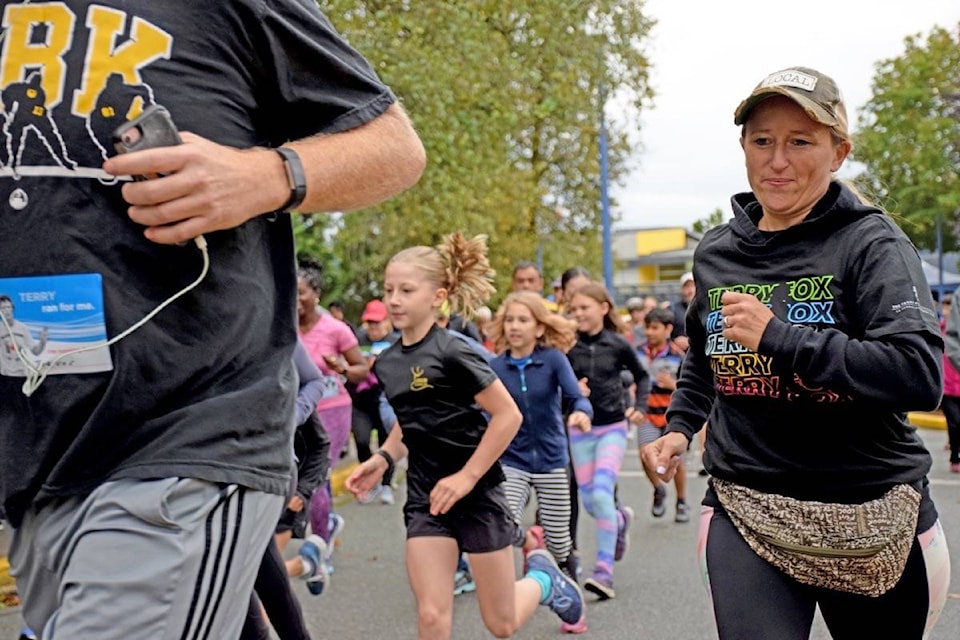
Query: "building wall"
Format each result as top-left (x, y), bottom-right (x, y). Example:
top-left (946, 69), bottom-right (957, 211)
top-left (611, 227), bottom-right (698, 303)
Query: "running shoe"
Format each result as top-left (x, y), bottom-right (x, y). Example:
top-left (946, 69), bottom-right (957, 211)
top-left (358, 485), bottom-right (382, 505)
top-left (651, 484), bottom-right (667, 518)
top-left (453, 569), bottom-right (476, 596)
top-left (379, 485), bottom-right (395, 505)
top-left (298, 535), bottom-right (330, 596)
top-left (583, 572), bottom-right (616, 601)
top-left (326, 513), bottom-right (345, 555)
top-left (18, 628), bottom-right (37, 640)
top-left (560, 615), bottom-right (588, 634)
top-left (614, 506), bottom-right (634, 561)
top-left (675, 499), bottom-right (691, 523)
top-left (324, 512), bottom-right (346, 574)
top-left (562, 551), bottom-right (582, 583)
top-left (526, 549), bottom-right (584, 625)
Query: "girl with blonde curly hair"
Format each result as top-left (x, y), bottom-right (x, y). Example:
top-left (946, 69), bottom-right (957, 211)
top-left (346, 234), bottom-right (583, 639)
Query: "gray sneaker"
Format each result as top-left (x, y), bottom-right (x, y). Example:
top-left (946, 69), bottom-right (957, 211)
top-left (675, 500), bottom-right (691, 523)
top-left (652, 484), bottom-right (667, 518)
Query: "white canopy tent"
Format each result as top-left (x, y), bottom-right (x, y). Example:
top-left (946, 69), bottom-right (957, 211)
top-left (921, 260), bottom-right (960, 295)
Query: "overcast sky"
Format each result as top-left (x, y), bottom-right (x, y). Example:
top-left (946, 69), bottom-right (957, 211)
top-left (611, 0), bottom-right (959, 231)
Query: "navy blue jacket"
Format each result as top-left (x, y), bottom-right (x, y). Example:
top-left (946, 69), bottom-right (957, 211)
top-left (492, 346), bottom-right (593, 473)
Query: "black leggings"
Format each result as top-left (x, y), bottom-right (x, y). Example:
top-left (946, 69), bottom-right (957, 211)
top-left (352, 398), bottom-right (393, 485)
top-left (702, 504), bottom-right (934, 639)
top-left (240, 537), bottom-right (312, 640)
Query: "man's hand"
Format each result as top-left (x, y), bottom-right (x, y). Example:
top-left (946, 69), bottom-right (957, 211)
top-left (103, 133), bottom-right (287, 245)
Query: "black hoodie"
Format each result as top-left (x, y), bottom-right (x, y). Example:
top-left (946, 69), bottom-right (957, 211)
top-left (666, 182), bottom-right (942, 527)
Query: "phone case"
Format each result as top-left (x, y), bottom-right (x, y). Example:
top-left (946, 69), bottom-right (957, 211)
top-left (112, 105), bottom-right (182, 180)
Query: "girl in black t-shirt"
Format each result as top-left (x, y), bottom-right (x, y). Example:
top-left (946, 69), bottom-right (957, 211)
top-left (346, 233), bottom-right (584, 638)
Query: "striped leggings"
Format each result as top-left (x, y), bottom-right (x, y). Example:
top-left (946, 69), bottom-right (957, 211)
top-left (502, 465), bottom-right (573, 563)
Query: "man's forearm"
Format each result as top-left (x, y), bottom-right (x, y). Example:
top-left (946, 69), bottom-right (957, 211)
top-left (282, 102), bottom-right (425, 214)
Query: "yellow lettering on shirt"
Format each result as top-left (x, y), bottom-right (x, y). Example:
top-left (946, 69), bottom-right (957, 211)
top-left (1, 4), bottom-right (75, 107)
top-left (72, 6), bottom-right (172, 115)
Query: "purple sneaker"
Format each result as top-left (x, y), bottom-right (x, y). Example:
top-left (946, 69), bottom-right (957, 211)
top-left (614, 506), bottom-right (634, 561)
top-left (583, 570), bottom-right (615, 600)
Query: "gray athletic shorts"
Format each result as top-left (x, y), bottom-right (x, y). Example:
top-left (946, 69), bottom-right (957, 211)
top-left (10, 477), bottom-right (283, 639)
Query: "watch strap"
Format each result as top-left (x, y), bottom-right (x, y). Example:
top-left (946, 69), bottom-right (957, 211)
top-left (275, 146), bottom-right (307, 213)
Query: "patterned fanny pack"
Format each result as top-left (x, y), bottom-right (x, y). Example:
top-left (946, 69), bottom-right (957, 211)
top-left (712, 478), bottom-right (920, 597)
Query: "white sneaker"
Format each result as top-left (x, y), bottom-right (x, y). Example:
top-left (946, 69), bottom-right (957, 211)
top-left (326, 513), bottom-right (345, 562)
top-left (379, 485), bottom-right (395, 505)
top-left (358, 485), bottom-right (382, 505)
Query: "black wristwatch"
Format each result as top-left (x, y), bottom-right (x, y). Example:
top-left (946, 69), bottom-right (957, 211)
top-left (275, 146), bottom-right (307, 213)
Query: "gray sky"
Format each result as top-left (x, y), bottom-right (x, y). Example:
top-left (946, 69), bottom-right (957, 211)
top-left (612, 0), bottom-right (959, 230)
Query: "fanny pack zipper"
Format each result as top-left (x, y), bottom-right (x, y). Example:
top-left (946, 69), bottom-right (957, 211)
top-left (757, 534), bottom-right (886, 558)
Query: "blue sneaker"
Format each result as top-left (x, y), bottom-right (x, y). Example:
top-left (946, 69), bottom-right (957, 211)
top-left (526, 549), bottom-right (584, 625)
top-left (327, 513), bottom-right (345, 553)
top-left (18, 628), bottom-right (37, 640)
top-left (298, 535), bottom-right (330, 596)
top-left (453, 569), bottom-right (476, 596)
top-left (324, 513), bottom-right (346, 574)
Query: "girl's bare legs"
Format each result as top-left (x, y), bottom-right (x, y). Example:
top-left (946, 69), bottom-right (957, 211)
top-left (275, 529), bottom-right (293, 553)
top-left (469, 546), bottom-right (542, 638)
top-left (406, 537), bottom-right (459, 640)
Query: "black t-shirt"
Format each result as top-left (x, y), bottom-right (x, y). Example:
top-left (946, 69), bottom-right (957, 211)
top-left (0, 1), bottom-right (394, 525)
top-left (374, 324), bottom-right (502, 507)
top-left (666, 183), bottom-right (942, 527)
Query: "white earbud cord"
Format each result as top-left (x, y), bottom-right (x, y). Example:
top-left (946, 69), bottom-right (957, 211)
top-left (1, 235), bottom-right (209, 397)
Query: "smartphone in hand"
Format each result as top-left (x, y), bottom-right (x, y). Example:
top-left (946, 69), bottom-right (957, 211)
top-left (112, 105), bottom-right (181, 181)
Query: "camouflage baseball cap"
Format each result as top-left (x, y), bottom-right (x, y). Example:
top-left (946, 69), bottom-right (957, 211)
top-left (734, 67), bottom-right (849, 138)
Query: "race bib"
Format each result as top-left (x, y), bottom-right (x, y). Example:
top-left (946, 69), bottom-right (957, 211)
top-left (0, 274), bottom-right (113, 377)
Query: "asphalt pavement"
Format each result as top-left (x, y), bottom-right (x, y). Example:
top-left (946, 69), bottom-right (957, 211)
top-left (1, 429), bottom-right (958, 639)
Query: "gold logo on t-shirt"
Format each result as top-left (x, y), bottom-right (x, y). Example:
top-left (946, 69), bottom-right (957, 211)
top-left (410, 366), bottom-right (434, 391)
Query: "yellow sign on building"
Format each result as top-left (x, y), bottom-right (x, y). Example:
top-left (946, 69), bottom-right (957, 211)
top-left (634, 228), bottom-right (687, 257)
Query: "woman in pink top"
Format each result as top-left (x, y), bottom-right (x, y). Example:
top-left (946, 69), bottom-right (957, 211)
top-left (940, 296), bottom-right (960, 473)
top-left (297, 259), bottom-right (370, 566)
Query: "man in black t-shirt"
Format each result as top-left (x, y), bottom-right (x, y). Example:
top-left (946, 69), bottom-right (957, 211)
top-left (1, 3), bottom-right (424, 637)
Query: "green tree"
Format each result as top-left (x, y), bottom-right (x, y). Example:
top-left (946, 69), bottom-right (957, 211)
top-left (301, 1), bottom-right (655, 308)
top-left (854, 24), bottom-right (960, 251)
top-left (692, 207), bottom-right (727, 235)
